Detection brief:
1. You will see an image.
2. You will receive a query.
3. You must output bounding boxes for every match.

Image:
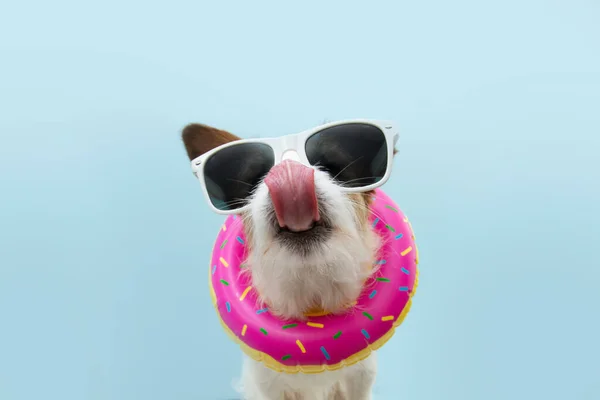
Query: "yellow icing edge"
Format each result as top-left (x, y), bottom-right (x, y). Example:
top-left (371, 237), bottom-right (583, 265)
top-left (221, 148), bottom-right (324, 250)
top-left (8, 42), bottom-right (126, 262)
top-left (207, 254), bottom-right (420, 375)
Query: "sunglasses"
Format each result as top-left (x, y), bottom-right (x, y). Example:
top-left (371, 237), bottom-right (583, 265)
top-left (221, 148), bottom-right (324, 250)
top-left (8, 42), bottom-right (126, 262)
top-left (190, 119), bottom-right (399, 215)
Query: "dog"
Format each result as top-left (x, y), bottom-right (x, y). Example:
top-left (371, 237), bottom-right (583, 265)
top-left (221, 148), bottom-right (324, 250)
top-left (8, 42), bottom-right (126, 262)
top-left (182, 121), bottom-right (398, 399)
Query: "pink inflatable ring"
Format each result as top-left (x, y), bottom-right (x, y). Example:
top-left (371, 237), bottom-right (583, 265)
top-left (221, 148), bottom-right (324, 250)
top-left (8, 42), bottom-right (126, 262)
top-left (208, 188), bottom-right (419, 374)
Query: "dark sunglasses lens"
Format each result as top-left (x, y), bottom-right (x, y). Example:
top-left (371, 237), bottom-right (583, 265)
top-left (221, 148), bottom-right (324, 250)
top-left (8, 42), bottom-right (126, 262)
top-left (305, 123), bottom-right (388, 188)
top-left (203, 143), bottom-right (275, 211)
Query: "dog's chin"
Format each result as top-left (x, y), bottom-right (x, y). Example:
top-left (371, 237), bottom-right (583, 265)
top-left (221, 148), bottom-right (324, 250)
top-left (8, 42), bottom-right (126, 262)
top-left (272, 220), bottom-right (334, 257)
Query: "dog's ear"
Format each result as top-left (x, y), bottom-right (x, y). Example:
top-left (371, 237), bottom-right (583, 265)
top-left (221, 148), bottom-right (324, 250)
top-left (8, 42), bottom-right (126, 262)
top-left (181, 123), bottom-right (241, 160)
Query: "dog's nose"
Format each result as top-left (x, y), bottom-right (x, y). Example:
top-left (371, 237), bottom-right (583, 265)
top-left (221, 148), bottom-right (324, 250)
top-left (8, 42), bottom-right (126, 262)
top-left (264, 160), bottom-right (320, 232)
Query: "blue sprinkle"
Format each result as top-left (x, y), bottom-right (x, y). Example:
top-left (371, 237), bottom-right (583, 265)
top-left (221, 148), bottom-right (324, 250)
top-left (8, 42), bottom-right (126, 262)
top-left (395, 233), bottom-right (403, 240)
top-left (401, 267), bottom-right (410, 275)
top-left (211, 265), bottom-right (217, 275)
top-left (256, 308), bottom-right (269, 314)
top-left (369, 290), bottom-right (377, 299)
top-left (372, 218), bottom-right (380, 227)
top-left (236, 236), bottom-right (245, 244)
top-left (233, 215), bottom-right (237, 219)
top-left (375, 259), bottom-right (387, 265)
top-left (320, 346), bottom-right (331, 360)
top-left (361, 329), bottom-right (371, 340)
top-left (399, 286), bottom-right (409, 291)
top-left (226, 301), bottom-right (231, 312)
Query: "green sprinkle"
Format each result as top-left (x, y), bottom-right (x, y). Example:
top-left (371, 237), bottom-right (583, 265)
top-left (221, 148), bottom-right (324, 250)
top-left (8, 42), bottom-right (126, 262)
top-left (260, 328), bottom-right (268, 335)
top-left (385, 224), bottom-right (396, 232)
top-left (385, 205), bottom-right (398, 212)
top-left (220, 279), bottom-right (229, 286)
top-left (220, 239), bottom-right (228, 249)
top-left (376, 277), bottom-right (390, 282)
top-left (362, 311), bottom-right (374, 320)
top-left (333, 331), bottom-right (342, 339)
top-left (239, 263), bottom-right (247, 269)
top-left (282, 324), bottom-right (298, 329)
top-left (281, 354), bottom-right (291, 361)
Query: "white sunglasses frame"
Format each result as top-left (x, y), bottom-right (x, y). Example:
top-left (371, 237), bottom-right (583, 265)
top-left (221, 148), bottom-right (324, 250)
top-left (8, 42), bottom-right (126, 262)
top-left (190, 119), bottom-right (400, 215)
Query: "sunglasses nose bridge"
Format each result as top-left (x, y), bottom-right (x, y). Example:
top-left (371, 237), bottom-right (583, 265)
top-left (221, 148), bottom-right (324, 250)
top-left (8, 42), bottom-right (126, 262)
top-left (279, 134), bottom-right (301, 162)
top-left (282, 134), bottom-right (298, 151)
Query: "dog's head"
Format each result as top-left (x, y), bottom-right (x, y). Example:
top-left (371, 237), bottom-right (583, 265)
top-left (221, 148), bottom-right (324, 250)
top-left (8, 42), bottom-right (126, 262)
top-left (183, 123), bottom-right (390, 319)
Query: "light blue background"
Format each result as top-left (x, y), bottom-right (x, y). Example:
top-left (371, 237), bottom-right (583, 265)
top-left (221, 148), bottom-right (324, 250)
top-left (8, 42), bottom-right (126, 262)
top-left (1, 1), bottom-right (599, 399)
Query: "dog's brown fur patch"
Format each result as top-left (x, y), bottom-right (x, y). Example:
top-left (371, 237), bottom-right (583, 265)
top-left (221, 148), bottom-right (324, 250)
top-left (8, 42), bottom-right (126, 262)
top-left (181, 123), bottom-right (240, 160)
top-left (350, 191), bottom-right (375, 228)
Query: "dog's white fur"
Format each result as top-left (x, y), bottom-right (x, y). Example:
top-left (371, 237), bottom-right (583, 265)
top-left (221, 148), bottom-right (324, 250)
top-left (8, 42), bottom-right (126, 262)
top-left (237, 168), bottom-right (381, 399)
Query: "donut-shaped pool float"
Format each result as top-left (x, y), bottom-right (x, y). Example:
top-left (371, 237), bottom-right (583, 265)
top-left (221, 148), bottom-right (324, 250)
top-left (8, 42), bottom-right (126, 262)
top-left (208, 188), bottom-right (419, 374)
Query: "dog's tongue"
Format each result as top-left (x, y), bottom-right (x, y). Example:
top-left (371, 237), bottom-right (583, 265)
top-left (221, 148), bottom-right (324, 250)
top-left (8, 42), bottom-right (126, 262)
top-left (264, 160), bottom-right (320, 232)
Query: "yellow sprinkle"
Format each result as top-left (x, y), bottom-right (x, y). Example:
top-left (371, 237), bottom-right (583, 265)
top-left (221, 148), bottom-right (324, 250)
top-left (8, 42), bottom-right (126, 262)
top-left (403, 217), bottom-right (409, 223)
top-left (401, 246), bottom-right (413, 256)
top-left (239, 286), bottom-right (252, 301)
top-left (222, 224), bottom-right (227, 231)
top-left (219, 257), bottom-right (229, 267)
top-left (415, 244), bottom-right (420, 264)
top-left (296, 339), bottom-right (306, 353)
top-left (241, 324), bottom-right (247, 336)
top-left (307, 322), bottom-right (324, 328)
top-left (381, 315), bottom-right (395, 321)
